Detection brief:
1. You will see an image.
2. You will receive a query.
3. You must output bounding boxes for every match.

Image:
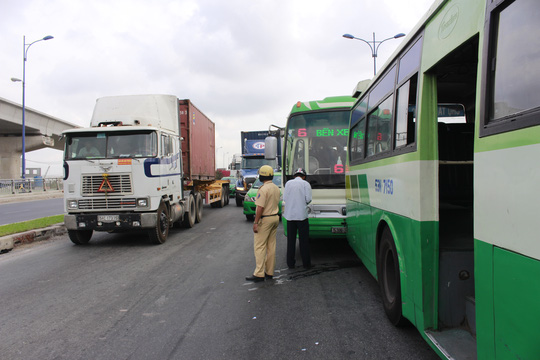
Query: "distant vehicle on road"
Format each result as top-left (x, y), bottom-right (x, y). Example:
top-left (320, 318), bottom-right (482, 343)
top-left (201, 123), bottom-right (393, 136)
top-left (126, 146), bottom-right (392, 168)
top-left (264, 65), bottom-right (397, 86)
top-left (266, 96), bottom-right (356, 240)
top-left (235, 130), bottom-right (281, 207)
top-left (63, 95), bottom-right (229, 245)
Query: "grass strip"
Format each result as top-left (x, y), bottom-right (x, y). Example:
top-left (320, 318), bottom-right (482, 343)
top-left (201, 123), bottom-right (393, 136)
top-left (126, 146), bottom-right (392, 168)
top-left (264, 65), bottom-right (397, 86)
top-left (0, 215), bottom-right (64, 237)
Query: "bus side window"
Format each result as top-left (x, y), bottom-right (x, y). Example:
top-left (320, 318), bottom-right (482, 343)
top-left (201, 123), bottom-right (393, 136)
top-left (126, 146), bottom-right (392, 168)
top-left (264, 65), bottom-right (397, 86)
top-left (395, 74), bottom-right (418, 148)
top-left (349, 118), bottom-right (366, 163)
top-left (367, 95), bottom-right (393, 156)
top-left (349, 98), bottom-right (367, 164)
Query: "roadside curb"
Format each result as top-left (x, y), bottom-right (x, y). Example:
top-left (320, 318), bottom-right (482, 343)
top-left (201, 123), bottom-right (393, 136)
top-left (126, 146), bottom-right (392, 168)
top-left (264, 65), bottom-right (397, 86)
top-left (0, 224), bottom-right (66, 253)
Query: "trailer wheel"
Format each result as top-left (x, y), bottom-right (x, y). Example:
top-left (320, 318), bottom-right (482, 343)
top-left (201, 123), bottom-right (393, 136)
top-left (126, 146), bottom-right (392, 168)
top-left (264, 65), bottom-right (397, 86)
top-left (377, 226), bottom-right (407, 326)
top-left (182, 194), bottom-right (196, 228)
top-left (223, 186), bottom-right (229, 206)
top-left (218, 190), bottom-right (226, 208)
top-left (68, 229), bottom-right (93, 245)
top-left (148, 201), bottom-right (169, 244)
top-left (195, 192), bottom-right (203, 223)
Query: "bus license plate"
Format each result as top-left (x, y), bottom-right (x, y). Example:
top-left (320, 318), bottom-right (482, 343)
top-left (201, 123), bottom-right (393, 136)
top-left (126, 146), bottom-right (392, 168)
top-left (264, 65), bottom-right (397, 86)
top-left (98, 215), bottom-right (119, 222)
top-left (331, 227), bottom-right (347, 234)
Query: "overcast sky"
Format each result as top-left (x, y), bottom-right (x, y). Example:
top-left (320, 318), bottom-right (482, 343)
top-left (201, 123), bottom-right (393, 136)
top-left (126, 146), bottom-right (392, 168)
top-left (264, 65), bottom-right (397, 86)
top-left (1, 0), bottom-right (433, 176)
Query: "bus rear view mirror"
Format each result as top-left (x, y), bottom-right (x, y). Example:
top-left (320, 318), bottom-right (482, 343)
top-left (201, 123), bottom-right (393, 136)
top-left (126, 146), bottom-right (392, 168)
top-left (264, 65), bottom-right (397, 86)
top-left (265, 136), bottom-right (277, 160)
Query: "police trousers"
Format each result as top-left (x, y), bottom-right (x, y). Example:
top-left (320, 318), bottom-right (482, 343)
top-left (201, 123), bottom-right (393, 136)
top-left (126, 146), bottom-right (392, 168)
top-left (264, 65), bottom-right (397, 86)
top-left (253, 215), bottom-right (279, 277)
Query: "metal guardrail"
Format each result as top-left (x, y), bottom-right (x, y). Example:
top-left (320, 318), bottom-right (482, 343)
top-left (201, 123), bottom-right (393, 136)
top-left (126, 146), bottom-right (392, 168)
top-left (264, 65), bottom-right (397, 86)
top-left (0, 178), bottom-right (63, 195)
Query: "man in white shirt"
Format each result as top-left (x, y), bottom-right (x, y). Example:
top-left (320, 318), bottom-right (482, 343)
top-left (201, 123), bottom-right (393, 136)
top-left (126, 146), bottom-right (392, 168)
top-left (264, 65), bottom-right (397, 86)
top-left (282, 168), bottom-right (312, 269)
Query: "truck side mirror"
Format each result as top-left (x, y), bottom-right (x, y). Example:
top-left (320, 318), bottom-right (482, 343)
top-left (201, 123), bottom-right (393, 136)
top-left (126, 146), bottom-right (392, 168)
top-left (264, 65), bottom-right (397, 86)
top-left (265, 137), bottom-right (277, 160)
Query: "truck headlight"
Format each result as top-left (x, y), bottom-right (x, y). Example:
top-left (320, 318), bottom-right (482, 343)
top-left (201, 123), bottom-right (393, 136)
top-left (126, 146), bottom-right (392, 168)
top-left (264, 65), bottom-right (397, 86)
top-left (237, 187), bottom-right (245, 191)
top-left (137, 198), bottom-right (148, 207)
top-left (68, 200), bottom-right (78, 209)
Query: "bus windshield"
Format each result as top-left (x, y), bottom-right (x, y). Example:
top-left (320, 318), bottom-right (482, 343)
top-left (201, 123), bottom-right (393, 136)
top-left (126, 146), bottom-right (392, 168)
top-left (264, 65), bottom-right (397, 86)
top-left (65, 130), bottom-right (158, 160)
top-left (285, 110), bottom-right (349, 188)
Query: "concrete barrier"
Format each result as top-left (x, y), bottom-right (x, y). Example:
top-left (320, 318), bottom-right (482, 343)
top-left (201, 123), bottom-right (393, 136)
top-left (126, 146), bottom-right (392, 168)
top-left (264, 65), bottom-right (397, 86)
top-left (0, 224), bottom-right (66, 253)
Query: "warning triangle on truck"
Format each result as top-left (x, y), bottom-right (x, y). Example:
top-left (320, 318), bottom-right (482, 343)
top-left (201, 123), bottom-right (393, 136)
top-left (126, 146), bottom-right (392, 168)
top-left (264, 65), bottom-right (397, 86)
top-left (98, 177), bottom-right (115, 193)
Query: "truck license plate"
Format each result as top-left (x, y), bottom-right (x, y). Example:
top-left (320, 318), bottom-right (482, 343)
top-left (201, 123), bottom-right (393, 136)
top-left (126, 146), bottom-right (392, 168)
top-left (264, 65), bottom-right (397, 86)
top-left (331, 227), bottom-right (347, 234)
top-left (97, 215), bottom-right (120, 222)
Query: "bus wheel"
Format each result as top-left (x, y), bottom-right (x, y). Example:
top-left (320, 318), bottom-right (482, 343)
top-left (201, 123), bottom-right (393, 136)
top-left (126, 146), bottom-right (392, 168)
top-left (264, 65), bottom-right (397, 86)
top-left (377, 226), bottom-right (407, 326)
top-left (195, 192), bottom-right (203, 223)
top-left (68, 229), bottom-right (93, 245)
top-left (148, 201), bottom-right (169, 244)
top-left (182, 194), bottom-right (196, 228)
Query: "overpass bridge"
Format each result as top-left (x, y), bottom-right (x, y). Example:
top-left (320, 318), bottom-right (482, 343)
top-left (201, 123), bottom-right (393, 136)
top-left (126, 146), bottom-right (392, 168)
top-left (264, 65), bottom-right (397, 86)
top-left (0, 97), bottom-right (78, 178)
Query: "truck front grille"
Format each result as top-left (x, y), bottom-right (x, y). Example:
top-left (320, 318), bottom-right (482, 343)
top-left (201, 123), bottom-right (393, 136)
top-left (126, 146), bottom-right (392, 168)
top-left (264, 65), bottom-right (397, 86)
top-left (82, 174), bottom-right (132, 195)
top-left (78, 198), bottom-right (137, 210)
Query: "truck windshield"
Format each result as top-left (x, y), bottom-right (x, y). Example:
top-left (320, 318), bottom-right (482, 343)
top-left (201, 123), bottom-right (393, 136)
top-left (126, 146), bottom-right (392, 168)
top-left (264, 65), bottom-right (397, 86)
top-left (285, 110), bottom-right (349, 188)
top-left (65, 131), bottom-right (158, 160)
top-left (241, 157), bottom-right (277, 169)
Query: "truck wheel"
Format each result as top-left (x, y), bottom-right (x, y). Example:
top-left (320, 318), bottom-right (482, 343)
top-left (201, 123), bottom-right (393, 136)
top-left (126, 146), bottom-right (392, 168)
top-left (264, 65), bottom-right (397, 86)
top-left (223, 186), bottom-right (229, 206)
top-left (148, 201), bottom-right (170, 244)
top-left (218, 191), bottom-right (226, 208)
top-left (68, 229), bottom-right (93, 245)
top-left (377, 226), bottom-right (407, 326)
top-left (195, 192), bottom-right (203, 223)
top-left (182, 194), bottom-right (196, 228)
top-left (246, 214), bottom-right (254, 221)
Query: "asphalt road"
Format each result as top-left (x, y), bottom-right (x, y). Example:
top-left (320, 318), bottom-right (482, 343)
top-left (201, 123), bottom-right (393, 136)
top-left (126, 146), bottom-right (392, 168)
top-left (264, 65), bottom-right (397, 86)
top-left (0, 201), bottom-right (439, 360)
top-left (0, 197), bottom-right (64, 225)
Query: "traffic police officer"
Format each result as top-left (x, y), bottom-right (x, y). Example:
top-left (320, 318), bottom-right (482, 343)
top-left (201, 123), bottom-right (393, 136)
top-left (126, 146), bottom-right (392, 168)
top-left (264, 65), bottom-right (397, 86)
top-left (246, 165), bottom-right (280, 282)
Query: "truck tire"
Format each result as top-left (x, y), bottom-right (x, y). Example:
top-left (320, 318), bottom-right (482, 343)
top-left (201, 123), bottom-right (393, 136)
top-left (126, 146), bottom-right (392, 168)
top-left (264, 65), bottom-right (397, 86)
top-left (246, 214), bottom-right (254, 221)
top-left (68, 229), bottom-right (93, 245)
top-left (223, 186), bottom-right (229, 206)
top-left (195, 192), bottom-right (203, 223)
top-left (218, 190), bottom-right (226, 208)
top-left (182, 194), bottom-right (196, 228)
top-left (377, 226), bottom-right (407, 326)
top-left (148, 201), bottom-right (170, 244)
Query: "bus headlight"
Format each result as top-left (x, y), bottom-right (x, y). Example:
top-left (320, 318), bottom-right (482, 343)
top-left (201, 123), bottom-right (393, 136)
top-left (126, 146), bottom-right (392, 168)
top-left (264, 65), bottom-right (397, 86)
top-left (68, 200), bottom-right (78, 209)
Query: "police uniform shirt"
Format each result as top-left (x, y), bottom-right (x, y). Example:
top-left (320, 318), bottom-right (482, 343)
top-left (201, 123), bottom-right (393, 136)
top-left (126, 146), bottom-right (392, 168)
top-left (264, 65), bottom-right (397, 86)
top-left (255, 181), bottom-right (280, 216)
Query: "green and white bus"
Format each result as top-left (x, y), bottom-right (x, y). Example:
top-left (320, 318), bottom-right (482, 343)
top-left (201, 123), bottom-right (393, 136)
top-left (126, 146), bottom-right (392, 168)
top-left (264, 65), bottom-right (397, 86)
top-left (282, 96), bottom-right (356, 239)
top-left (345, 0), bottom-right (540, 359)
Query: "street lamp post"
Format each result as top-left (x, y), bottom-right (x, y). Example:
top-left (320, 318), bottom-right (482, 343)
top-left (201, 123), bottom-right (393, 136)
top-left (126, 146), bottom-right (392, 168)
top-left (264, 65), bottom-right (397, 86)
top-left (11, 35), bottom-right (54, 179)
top-left (342, 32), bottom-right (405, 76)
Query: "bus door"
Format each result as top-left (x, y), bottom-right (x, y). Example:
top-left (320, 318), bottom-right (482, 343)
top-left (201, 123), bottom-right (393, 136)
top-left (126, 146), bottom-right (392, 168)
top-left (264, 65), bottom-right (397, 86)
top-left (432, 36), bottom-right (478, 346)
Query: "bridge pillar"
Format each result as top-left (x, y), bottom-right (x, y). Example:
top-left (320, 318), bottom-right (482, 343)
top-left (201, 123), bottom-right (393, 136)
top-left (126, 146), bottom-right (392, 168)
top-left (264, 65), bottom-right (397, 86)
top-left (0, 137), bottom-right (22, 178)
